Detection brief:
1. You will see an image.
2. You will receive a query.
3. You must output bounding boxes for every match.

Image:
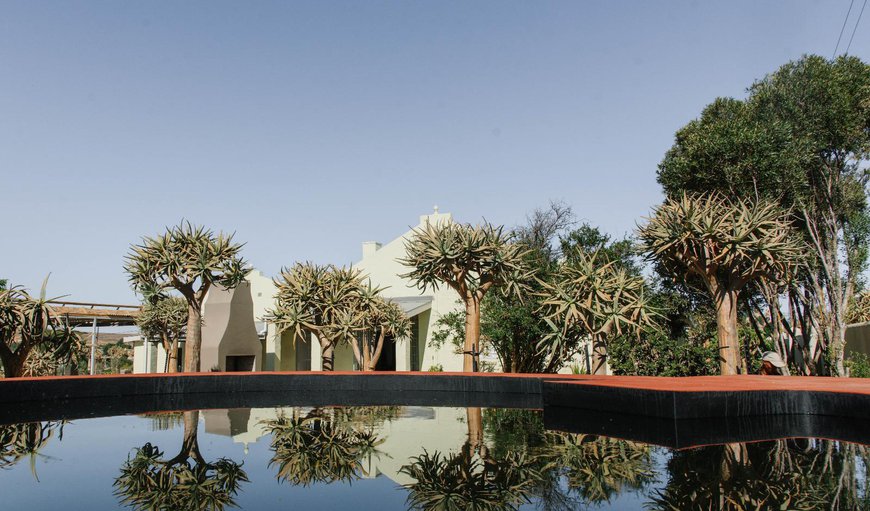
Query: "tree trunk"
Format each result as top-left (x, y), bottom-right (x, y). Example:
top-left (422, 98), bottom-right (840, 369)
top-left (715, 290), bottom-right (742, 375)
top-left (466, 407), bottom-right (483, 451)
top-left (463, 298), bottom-right (481, 372)
top-left (321, 341), bottom-right (334, 371)
top-left (183, 305), bottom-right (203, 372)
top-left (167, 338), bottom-right (179, 373)
top-left (0, 353), bottom-right (25, 378)
top-left (590, 335), bottom-right (608, 375)
top-left (369, 330), bottom-right (386, 371)
top-left (362, 334), bottom-right (371, 371)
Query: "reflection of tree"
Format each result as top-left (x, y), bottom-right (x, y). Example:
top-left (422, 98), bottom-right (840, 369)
top-left (650, 439), bottom-right (870, 510)
top-left (400, 408), bottom-right (546, 511)
top-left (264, 407), bottom-right (390, 486)
top-left (0, 421), bottom-right (64, 479)
top-left (114, 411), bottom-right (248, 511)
top-left (549, 433), bottom-right (654, 504)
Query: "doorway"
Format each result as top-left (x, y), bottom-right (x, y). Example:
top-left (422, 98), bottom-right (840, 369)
top-left (225, 355), bottom-right (255, 372)
top-left (374, 335), bottom-right (396, 371)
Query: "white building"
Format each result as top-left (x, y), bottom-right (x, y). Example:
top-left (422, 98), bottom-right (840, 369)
top-left (130, 209), bottom-right (470, 373)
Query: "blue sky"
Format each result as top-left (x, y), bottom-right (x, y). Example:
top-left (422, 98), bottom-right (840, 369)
top-left (2, 1), bottom-right (868, 303)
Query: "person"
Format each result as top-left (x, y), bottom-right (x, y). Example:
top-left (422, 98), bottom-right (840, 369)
top-left (759, 351), bottom-right (790, 375)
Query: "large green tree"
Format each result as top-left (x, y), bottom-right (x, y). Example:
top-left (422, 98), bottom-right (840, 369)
top-left (657, 55), bottom-right (870, 375)
top-left (638, 194), bottom-right (804, 375)
top-left (125, 222), bottom-right (248, 373)
top-left (401, 221), bottom-right (531, 372)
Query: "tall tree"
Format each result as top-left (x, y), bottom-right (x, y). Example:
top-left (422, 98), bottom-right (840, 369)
top-left (401, 221), bottom-right (530, 372)
top-left (657, 55), bottom-right (870, 375)
top-left (638, 194), bottom-right (803, 375)
top-left (266, 263), bottom-right (378, 371)
top-left (0, 279), bottom-right (78, 378)
top-left (136, 296), bottom-right (187, 373)
top-left (125, 222), bottom-right (248, 372)
top-left (540, 250), bottom-right (655, 375)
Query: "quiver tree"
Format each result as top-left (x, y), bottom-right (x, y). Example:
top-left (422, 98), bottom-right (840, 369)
top-left (0, 280), bottom-right (78, 378)
top-left (539, 251), bottom-right (656, 375)
top-left (638, 194), bottom-right (804, 375)
top-left (358, 297), bottom-right (410, 371)
top-left (266, 263), bottom-right (378, 371)
top-left (125, 222), bottom-right (248, 372)
top-left (136, 296), bottom-right (188, 373)
top-left (400, 221), bottom-right (531, 372)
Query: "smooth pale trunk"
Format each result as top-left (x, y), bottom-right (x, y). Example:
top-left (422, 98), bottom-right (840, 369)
top-left (466, 407), bottom-right (483, 450)
top-left (183, 305), bottom-right (203, 372)
top-left (715, 291), bottom-right (742, 375)
top-left (368, 331), bottom-right (386, 371)
top-left (167, 338), bottom-right (179, 373)
top-left (463, 299), bottom-right (482, 372)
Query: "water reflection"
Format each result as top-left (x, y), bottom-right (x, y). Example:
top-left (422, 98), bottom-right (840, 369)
top-left (263, 407), bottom-right (397, 486)
top-left (0, 421), bottom-right (63, 480)
top-left (650, 439), bottom-right (870, 510)
top-left (0, 406), bottom-right (867, 510)
top-left (114, 411), bottom-right (249, 511)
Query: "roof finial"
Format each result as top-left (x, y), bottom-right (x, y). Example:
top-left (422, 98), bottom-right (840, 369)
top-left (433, 204), bottom-right (439, 214)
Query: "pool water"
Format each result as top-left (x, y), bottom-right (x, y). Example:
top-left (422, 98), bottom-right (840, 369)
top-left (1, 406), bottom-right (868, 510)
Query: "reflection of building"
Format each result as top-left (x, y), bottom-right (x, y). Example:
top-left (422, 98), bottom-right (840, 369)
top-left (199, 406), bottom-right (471, 484)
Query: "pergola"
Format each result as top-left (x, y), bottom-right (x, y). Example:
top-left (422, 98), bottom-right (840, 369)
top-left (47, 300), bottom-right (141, 375)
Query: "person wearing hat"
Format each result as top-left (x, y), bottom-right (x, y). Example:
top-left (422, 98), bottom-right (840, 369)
top-left (760, 351), bottom-right (790, 375)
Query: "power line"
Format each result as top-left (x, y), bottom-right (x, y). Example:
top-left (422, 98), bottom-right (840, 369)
top-left (834, 0), bottom-right (856, 58)
top-left (845, 0), bottom-right (868, 55)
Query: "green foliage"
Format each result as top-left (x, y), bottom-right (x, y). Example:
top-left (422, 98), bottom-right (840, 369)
top-left (429, 308), bottom-right (465, 353)
top-left (400, 221), bottom-right (531, 299)
top-left (845, 353), bottom-right (870, 378)
top-left (609, 331), bottom-right (718, 377)
top-left (639, 194), bottom-right (803, 294)
top-left (540, 250), bottom-right (656, 374)
top-left (124, 222), bottom-right (248, 301)
top-left (426, 364), bottom-right (443, 372)
top-left (0, 279), bottom-right (78, 378)
top-left (137, 296), bottom-right (188, 342)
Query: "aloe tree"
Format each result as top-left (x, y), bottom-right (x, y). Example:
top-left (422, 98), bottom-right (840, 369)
top-left (540, 251), bottom-right (656, 375)
top-left (401, 221), bottom-right (531, 372)
top-left (0, 421), bottom-right (64, 480)
top-left (125, 222), bottom-right (248, 372)
top-left (0, 280), bottom-right (78, 378)
top-left (136, 296), bottom-right (188, 373)
top-left (266, 263), bottom-right (379, 371)
top-left (359, 298), bottom-right (411, 371)
top-left (638, 194), bottom-right (804, 375)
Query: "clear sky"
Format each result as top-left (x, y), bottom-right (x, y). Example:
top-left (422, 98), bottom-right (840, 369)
top-left (2, 1), bottom-right (868, 304)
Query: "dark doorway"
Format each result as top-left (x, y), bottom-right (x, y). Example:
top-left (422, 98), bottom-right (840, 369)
top-left (374, 335), bottom-right (396, 371)
top-left (225, 355), bottom-right (255, 372)
top-left (295, 340), bottom-right (311, 370)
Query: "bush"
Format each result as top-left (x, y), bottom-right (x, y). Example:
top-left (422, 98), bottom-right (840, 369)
top-left (845, 353), bottom-right (870, 378)
top-left (609, 332), bottom-right (718, 376)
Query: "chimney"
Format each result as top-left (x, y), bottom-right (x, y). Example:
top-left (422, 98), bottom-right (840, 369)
top-left (362, 241), bottom-right (382, 259)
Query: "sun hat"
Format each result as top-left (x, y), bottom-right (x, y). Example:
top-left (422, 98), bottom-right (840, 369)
top-left (761, 351), bottom-right (787, 368)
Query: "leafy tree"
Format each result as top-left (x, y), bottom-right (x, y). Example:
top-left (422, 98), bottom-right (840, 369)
top-left (0, 279), bottom-right (78, 378)
top-left (657, 55), bottom-right (870, 376)
top-left (359, 298), bottom-right (410, 371)
top-left (638, 194), bottom-right (803, 375)
top-left (266, 263), bottom-right (385, 371)
top-left (136, 296), bottom-right (188, 373)
top-left (125, 222), bottom-right (248, 372)
top-left (401, 221), bottom-right (531, 372)
top-left (540, 250), bottom-right (656, 375)
top-left (114, 411), bottom-right (248, 510)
